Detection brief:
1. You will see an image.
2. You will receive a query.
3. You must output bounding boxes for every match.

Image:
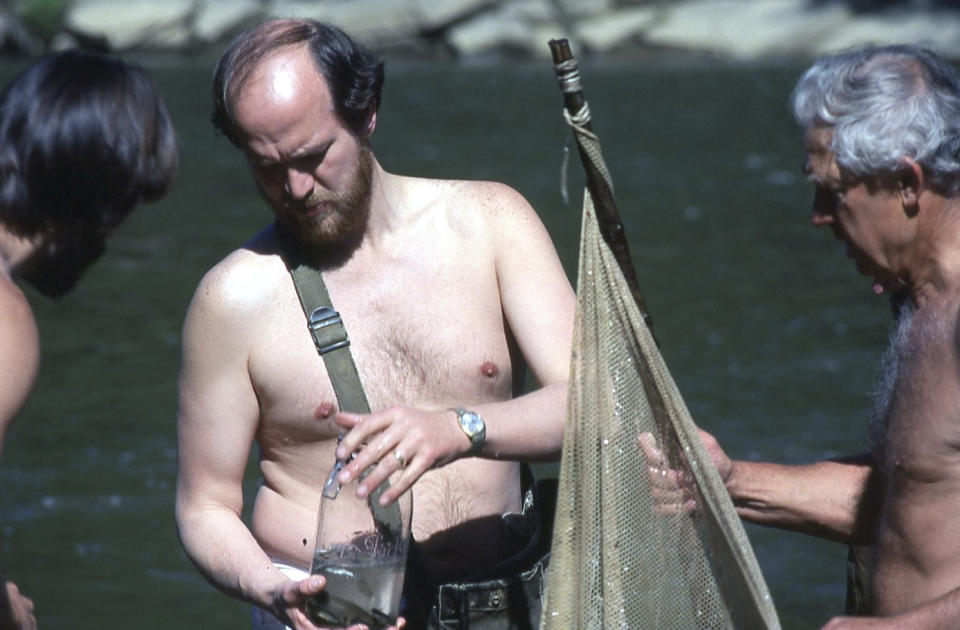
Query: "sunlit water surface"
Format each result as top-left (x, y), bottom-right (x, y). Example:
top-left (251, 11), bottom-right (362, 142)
top-left (0, 54), bottom-right (892, 629)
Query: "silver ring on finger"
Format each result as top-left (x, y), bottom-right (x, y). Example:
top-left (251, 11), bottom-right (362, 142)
top-left (393, 449), bottom-right (406, 469)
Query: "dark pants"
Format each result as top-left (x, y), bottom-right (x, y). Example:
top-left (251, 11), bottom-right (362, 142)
top-left (403, 474), bottom-right (556, 630)
top-left (427, 554), bottom-right (547, 630)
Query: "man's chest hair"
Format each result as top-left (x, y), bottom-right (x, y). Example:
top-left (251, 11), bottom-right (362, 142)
top-left (871, 301), bottom-right (960, 467)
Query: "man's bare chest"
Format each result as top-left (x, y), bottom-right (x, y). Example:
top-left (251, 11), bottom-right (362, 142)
top-left (249, 263), bottom-right (517, 433)
top-left (875, 303), bottom-right (960, 483)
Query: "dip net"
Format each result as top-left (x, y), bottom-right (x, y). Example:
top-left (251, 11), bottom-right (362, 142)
top-left (540, 41), bottom-right (781, 630)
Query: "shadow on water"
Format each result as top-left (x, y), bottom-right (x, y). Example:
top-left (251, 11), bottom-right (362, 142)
top-left (0, 53), bottom-right (890, 629)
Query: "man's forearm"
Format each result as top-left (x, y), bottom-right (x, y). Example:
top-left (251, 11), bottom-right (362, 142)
top-left (889, 585), bottom-right (960, 630)
top-left (176, 505), bottom-right (289, 610)
top-left (471, 381), bottom-right (567, 461)
top-left (728, 455), bottom-right (878, 543)
top-left (823, 583), bottom-right (960, 630)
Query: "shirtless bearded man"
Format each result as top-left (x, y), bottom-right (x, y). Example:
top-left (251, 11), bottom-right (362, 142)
top-left (700, 45), bottom-right (960, 629)
top-left (174, 19), bottom-right (574, 630)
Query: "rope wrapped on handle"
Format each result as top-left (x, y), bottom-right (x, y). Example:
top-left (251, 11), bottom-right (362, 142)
top-left (549, 38), bottom-right (655, 339)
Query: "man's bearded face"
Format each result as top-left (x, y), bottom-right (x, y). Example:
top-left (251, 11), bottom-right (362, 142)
top-left (268, 145), bottom-right (374, 246)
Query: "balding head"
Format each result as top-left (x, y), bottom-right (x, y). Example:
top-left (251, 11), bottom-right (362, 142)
top-left (229, 45), bottom-right (335, 143)
top-left (211, 19), bottom-right (384, 146)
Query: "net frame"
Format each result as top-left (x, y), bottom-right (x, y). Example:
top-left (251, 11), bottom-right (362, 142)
top-left (540, 39), bottom-right (781, 630)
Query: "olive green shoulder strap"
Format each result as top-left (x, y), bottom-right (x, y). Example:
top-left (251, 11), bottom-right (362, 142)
top-left (284, 258), bottom-right (371, 415)
top-left (275, 224), bottom-right (369, 414)
top-left (276, 226), bottom-right (402, 533)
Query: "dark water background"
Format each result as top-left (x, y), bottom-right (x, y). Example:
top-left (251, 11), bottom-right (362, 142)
top-left (0, 53), bottom-right (891, 629)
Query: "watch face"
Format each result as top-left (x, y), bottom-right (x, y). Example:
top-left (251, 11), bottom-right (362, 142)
top-left (462, 412), bottom-right (483, 435)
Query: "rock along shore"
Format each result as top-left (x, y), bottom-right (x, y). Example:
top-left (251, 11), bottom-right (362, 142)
top-left (2, 0), bottom-right (960, 62)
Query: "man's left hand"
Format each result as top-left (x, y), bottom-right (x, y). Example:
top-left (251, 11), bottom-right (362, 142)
top-left (334, 406), bottom-right (470, 505)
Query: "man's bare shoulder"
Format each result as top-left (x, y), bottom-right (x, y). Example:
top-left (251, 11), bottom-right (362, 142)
top-left (419, 177), bottom-right (529, 209)
top-left (0, 274), bottom-right (40, 435)
top-left (0, 275), bottom-right (38, 359)
top-left (402, 176), bottom-right (537, 232)
top-left (186, 225), bottom-right (287, 319)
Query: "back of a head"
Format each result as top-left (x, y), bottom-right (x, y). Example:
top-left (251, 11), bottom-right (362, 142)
top-left (0, 49), bottom-right (179, 240)
top-left (211, 18), bottom-right (384, 146)
top-left (790, 44), bottom-right (960, 196)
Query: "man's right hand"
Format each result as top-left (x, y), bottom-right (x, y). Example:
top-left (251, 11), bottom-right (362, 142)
top-left (1, 581), bottom-right (36, 630)
top-left (637, 427), bottom-right (736, 514)
top-left (271, 575), bottom-right (404, 630)
top-left (271, 575), bottom-right (329, 630)
top-left (696, 428), bottom-right (734, 487)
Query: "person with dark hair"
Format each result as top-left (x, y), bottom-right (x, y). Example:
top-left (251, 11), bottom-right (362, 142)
top-left (175, 18), bottom-right (573, 630)
top-left (689, 44), bottom-right (960, 629)
top-left (0, 49), bottom-right (178, 630)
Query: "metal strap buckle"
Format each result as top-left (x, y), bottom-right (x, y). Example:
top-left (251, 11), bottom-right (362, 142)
top-left (308, 306), bottom-right (350, 354)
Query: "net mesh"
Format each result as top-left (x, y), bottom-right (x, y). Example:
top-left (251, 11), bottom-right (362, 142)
top-left (540, 98), bottom-right (782, 630)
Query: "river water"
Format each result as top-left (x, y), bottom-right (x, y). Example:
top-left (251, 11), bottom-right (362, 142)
top-left (0, 53), bottom-right (892, 629)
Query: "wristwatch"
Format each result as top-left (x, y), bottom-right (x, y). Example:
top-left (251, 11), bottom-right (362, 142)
top-left (451, 407), bottom-right (486, 453)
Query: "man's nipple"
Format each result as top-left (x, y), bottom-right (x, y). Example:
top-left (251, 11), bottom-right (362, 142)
top-left (314, 402), bottom-right (336, 419)
top-left (480, 361), bottom-right (499, 378)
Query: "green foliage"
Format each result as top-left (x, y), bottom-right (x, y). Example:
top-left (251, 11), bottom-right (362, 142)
top-left (15, 0), bottom-right (71, 44)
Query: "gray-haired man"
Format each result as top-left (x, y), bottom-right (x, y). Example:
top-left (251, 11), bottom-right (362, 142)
top-left (703, 44), bottom-right (960, 630)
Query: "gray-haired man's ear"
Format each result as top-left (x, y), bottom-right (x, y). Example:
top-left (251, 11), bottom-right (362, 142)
top-left (898, 157), bottom-right (923, 217)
